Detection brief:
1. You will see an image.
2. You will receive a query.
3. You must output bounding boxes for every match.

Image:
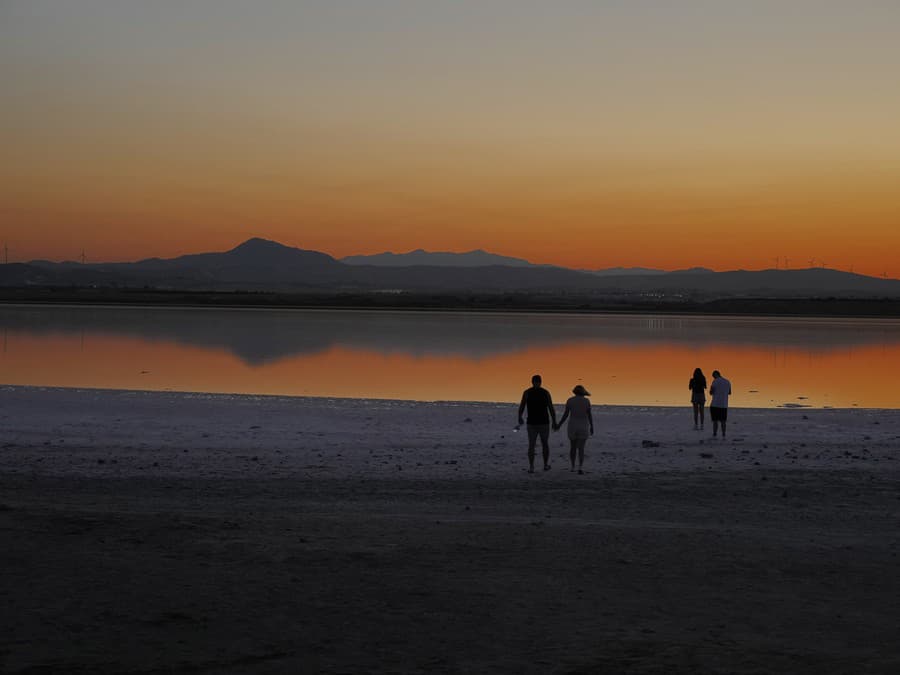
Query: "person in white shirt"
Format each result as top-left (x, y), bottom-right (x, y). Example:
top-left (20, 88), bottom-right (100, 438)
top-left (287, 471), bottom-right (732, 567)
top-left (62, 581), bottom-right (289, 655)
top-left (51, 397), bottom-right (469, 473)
top-left (554, 384), bottom-right (594, 474)
top-left (708, 370), bottom-right (732, 438)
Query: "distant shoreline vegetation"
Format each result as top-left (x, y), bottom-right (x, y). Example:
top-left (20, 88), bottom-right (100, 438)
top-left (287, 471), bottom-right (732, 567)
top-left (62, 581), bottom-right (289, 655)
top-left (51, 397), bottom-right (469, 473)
top-left (1, 287), bottom-right (900, 318)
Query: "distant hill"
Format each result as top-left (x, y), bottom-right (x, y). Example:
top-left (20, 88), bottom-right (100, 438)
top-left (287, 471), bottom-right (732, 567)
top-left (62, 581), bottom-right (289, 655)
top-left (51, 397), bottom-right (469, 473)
top-left (126, 237), bottom-right (340, 281)
top-left (673, 267), bottom-right (715, 274)
top-left (5, 237), bottom-right (900, 298)
top-left (343, 253), bottom-right (687, 278)
top-left (593, 268), bottom-right (899, 296)
top-left (585, 266), bottom-right (667, 276)
top-left (22, 238), bottom-right (344, 289)
top-left (345, 255), bottom-right (714, 278)
top-left (341, 249), bottom-right (541, 268)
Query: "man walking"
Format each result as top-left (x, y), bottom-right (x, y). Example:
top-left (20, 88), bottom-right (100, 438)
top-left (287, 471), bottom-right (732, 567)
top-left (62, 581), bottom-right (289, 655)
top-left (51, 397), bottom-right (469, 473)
top-left (709, 370), bottom-right (732, 438)
top-left (518, 374), bottom-right (557, 473)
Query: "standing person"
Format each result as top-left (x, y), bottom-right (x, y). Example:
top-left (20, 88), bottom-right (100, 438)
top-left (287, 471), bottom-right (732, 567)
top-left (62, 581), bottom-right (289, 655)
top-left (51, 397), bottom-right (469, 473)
top-left (689, 367), bottom-right (707, 430)
top-left (554, 384), bottom-right (594, 474)
top-left (517, 374), bottom-right (557, 473)
top-left (709, 370), bottom-right (732, 438)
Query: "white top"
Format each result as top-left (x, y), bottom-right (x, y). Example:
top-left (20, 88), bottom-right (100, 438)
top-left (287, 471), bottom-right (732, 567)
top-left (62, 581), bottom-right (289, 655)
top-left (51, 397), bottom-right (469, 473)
top-left (565, 396), bottom-right (592, 431)
top-left (709, 377), bottom-right (732, 408)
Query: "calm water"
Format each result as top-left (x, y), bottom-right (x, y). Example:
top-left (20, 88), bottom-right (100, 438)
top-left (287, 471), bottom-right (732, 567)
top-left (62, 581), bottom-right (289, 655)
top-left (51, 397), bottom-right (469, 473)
top-left (2, 305), bottom-right (900, 408)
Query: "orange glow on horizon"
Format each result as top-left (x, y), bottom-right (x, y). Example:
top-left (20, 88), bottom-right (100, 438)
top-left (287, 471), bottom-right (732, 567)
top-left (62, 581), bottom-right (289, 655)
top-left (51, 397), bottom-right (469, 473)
top-left (4, 159), bottom-right (899, 277)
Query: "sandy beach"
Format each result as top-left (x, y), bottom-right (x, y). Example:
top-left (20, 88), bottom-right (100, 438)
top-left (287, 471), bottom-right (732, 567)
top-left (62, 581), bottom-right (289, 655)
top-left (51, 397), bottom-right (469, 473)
top-left (2, 385), bottom-right (899, 674)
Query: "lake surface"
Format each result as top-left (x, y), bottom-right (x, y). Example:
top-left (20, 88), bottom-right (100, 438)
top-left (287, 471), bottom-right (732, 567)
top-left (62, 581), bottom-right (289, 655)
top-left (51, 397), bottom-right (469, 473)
top-left (2, 305), bottom-right (900, 408)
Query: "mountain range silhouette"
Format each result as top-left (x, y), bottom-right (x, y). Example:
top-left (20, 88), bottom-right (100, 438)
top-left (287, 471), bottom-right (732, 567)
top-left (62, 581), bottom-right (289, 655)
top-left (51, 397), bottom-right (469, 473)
top-left (3, 237), bottom-right (899, 298)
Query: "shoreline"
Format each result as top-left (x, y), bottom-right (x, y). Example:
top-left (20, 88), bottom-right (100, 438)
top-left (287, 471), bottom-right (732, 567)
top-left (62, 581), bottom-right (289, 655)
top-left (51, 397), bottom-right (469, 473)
top-left (3, 382), bottom-right (898, 412)
top-left (2, 385), bottom-right (897, 482)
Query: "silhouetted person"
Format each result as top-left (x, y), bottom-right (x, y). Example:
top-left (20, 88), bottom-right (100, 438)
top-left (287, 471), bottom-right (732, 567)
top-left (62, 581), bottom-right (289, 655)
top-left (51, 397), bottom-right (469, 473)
top-left (518, 374), bottom-right (557, 473)
top-left (554, 384), bottom-right (594, 474)
top-left (689, 367), bottom-right (707, 430)
top-left (709, 370), bottom-right (732, 438)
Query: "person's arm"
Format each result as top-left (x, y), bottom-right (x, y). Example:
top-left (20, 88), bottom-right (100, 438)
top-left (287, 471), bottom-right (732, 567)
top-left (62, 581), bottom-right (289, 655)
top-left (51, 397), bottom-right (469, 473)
top-left (588, 402), bottom-right (594, 435)
top-left (547, 392), bottom-right (557, 425)
top-left (688, 379), bottom-right (692, 390)
top-left (556, 401), bottom-right (570, 429)
top-left (518, 390), bottom-right (527, 426)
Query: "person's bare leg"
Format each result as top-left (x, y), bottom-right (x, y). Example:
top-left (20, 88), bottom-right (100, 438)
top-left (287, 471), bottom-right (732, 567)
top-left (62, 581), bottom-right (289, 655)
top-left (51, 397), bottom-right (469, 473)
top-left (692, 404), bottom-right (699, 429)
top-left (569, 440), bottom-right (577, 471)
top-left (540, 427), bottom-right (551, 470)
top-left (712, 420), bottom-right (719, 437)
top-left (527, 426), bottom-right (537, 472)
top-left (577, 439), bottom-right (586, 473)
top-left (721, 421), bottom-right (727, 438)
top-left (699, 405), bottom-right (705, 429)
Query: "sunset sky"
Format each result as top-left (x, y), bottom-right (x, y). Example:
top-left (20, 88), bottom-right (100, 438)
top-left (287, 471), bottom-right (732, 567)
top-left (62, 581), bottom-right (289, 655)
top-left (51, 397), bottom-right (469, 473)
top-left (2, 1), bottom-right (899, 276)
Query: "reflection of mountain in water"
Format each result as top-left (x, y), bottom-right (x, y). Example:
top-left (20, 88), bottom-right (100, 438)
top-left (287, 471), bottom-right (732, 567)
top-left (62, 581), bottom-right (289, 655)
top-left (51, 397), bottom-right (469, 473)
top-left (3, 307), bottom-right (900, 366)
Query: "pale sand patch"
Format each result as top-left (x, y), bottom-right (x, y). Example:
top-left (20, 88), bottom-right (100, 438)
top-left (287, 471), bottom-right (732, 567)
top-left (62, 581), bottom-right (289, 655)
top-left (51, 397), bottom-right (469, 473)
top-left (1, 386), bottom-right (898, 673)
top-left (1, 385), bottom-right (897, 479)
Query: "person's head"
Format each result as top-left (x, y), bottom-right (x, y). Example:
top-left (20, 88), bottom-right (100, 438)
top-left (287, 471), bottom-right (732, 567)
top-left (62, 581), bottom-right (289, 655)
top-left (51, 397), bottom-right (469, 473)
top-left (712, 370), bottom-right (721, 379)
top-left (531, 374), bottom-right (542, 387)
top-left (572, 384), bottom-right (590, 396)
top-left (693, 367), bottom-right (704, 379)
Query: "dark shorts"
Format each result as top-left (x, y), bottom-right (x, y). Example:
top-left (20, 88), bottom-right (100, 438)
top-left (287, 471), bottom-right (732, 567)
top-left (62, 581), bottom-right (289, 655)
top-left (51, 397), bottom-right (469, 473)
top-left (526, 424), bottom-right (550, 448)
top-left (710, 406), bottom-right (728, 422)
top-left (691, 396), bottom-right (705, 405)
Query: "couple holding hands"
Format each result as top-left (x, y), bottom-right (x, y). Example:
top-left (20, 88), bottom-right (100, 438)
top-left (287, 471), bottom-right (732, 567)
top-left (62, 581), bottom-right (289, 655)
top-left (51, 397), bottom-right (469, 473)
top-left (517, 374), bottom-right (594, 475)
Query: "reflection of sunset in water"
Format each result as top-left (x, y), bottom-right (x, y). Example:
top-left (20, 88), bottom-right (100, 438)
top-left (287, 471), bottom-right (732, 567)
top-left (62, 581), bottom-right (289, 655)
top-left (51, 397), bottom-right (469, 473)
top-left (3, 331), bottom-right (899, 408)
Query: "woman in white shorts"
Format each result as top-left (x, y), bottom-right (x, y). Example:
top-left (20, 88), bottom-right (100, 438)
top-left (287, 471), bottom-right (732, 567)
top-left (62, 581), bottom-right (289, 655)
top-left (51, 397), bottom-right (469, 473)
top-left (554, 384), bottom-right (594, 474)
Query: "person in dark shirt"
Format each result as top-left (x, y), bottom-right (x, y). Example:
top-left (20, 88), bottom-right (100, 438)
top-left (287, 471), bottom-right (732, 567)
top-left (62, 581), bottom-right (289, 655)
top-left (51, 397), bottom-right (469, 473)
top-left (517, 374), bottom-right (557, 473)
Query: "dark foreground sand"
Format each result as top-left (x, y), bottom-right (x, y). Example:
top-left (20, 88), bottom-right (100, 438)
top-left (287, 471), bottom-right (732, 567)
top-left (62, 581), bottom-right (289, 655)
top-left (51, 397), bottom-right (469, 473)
top-left (2, 386), bottom-right (899, 674)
